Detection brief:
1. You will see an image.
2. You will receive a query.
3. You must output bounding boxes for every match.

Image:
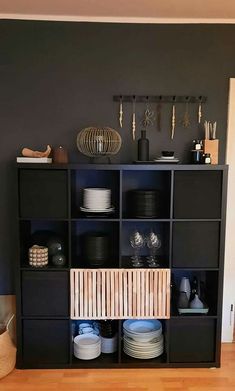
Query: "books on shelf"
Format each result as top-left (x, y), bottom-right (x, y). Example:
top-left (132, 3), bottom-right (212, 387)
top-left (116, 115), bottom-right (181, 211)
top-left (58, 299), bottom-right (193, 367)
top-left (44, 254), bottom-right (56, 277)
top-left (16, 157), bottom-right (52, 163)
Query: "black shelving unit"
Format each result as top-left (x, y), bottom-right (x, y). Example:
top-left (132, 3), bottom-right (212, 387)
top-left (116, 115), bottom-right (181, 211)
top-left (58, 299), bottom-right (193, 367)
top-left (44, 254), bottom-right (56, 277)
top-left (16, 164), bottom-right (228, 368)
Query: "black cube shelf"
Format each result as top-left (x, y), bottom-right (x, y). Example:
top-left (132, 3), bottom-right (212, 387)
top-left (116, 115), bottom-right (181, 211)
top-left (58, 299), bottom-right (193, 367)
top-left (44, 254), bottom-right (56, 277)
top-left (16, 164), bottom-right (228, 369)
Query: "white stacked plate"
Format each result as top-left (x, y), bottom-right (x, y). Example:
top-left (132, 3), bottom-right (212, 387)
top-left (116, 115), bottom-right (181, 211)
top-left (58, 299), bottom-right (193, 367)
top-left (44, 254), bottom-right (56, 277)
top-left (101, 334), bottom-right (118, 354)
top-left (123, 320), bottom-right (164, 359)
top-left (74, 334), bottom-right (101, 360)
top-left (83, 188), bottom-right (111, 210)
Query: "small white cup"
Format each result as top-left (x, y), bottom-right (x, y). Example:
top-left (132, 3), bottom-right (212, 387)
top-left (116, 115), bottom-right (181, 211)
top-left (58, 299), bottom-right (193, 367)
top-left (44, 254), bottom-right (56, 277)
top-left (80, 326), bottom-right (94, 334)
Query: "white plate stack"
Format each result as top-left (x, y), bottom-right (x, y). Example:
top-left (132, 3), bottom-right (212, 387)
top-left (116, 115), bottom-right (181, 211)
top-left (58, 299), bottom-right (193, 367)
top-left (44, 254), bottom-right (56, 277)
top-left (81, 188), bottom-right (114, 212)
top-left (101, 334), bottom-right (118, 354)
top-left (73, 334), bottom-right (101, 360)
top-left (123, 320), bottom-right (164, 359)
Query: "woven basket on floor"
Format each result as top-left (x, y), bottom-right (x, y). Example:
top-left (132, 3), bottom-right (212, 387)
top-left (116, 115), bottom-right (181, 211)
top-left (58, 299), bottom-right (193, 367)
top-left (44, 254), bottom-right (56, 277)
top-left (0, 315), bottom-right (16, 379)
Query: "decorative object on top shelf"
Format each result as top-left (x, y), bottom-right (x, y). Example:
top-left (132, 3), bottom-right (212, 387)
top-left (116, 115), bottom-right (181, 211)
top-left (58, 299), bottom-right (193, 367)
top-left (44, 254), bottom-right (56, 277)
top-left (191, 139), bottom-right (203, 164)
top-left (28, 245), bottom-right (48, 267)
top-left (132, 97), bottom-right (136, 141)
top-left (113, 95), bottom-right (206, 141)
top-left (22, 145), bottom-right (51, 158)
top-left (137, 130), bottom-right (149, 161)
top-left (77, 127), bottom-right (122, 161)
top-left (203, 120), bottom-right (219, 164)
top-left (171, 98), bottom-right (176, 140)
top-left (17, 145), bottom-right (52, 163)
top-left (113, 95), bottom-right (207, 103)
top-left (156, 102), bottom-right (162, 132)
top-left (141, 101), bottom-right (155, 130)
top-left (53, 146), bottom-right (68, 163)
top-left (154, 150), bottom-right (179, 164)
top-left (119, 96), bottom-right (123, 128)
top-left (181, 98), bottom-right (190, 128)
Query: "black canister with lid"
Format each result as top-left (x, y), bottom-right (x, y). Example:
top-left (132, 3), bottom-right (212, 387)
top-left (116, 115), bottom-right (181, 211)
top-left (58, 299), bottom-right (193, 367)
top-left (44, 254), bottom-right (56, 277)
top-left (203, 153), bottom-right (211, 164)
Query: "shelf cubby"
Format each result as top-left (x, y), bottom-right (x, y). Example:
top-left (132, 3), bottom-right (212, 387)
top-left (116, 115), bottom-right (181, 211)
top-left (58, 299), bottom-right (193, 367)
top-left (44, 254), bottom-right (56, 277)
top-left (71, 169), bottom-right (120, 219)
top-left (172, 221), bottom-right (220, 268)
top-left (169, 318), bottom-right (216, 363)
top-left (171, 270), bottom-right (219, 317)
top-left (21, 271), bottom-right (69, 317)
top-left (22, 319), bottom-right (70, 367)
top-left (121, 221), bottom-right (170, 268)
top-left (71, 220), bottom-right (119, 268)
top-left (19, 220), bottom-right (69, 268)
top-left (120, 319), bottom-right (168, 365)
top-left (173, 170), bottom-right (222, 219)
top-left (122, 170), bottom-right (171, 219)
top-left (19, 169), bottom-right (68, 219)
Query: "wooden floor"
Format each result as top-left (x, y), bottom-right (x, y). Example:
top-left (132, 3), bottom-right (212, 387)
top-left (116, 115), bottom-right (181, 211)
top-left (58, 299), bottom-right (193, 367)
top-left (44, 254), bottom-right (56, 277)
top-left (0, 344), bottom-right (235, 391)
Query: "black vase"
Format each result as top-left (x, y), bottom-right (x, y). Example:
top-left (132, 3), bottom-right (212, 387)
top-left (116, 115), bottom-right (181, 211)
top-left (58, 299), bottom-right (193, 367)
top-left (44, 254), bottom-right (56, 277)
top-left (138, 130), bottom-right (149, 161)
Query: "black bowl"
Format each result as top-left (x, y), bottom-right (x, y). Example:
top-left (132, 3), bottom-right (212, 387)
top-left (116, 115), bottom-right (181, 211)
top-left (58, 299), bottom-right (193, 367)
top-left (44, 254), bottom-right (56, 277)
top-left (161, 151), bottom-right (174, 157)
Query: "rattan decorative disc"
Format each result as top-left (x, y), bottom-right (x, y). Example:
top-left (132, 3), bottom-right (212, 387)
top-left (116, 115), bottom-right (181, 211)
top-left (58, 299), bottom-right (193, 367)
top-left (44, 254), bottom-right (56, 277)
top-left (77, 127), bottom-right (122, 157)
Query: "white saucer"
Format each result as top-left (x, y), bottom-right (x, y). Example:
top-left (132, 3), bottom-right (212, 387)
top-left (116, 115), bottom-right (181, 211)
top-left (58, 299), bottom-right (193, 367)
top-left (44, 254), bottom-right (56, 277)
top-left (154, 158), bottom-right (179, 164)
top-left (80, 206), bottom-right (115, 213)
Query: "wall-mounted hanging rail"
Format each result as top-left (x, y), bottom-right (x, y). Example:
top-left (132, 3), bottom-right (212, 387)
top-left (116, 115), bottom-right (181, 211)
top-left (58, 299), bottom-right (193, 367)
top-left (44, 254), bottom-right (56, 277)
top-left (113, 95), bottom-right (207, 103)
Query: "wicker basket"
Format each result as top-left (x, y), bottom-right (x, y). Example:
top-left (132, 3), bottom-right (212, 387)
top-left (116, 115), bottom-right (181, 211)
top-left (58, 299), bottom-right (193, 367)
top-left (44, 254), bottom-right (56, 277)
top-left (0, 315), bottom-right (16, 379)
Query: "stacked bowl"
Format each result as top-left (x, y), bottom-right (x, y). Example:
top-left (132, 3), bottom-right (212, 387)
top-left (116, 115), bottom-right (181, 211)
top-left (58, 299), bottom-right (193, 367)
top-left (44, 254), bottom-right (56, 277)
top-left (123, 320), bottom-right (164, 359)
top-left (73, 334), bottom-right (101, 360)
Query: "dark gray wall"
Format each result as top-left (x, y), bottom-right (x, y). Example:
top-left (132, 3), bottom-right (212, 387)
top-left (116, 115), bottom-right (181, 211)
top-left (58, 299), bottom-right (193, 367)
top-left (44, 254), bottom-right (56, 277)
top-left (1, 21), bottom-right (235, 293)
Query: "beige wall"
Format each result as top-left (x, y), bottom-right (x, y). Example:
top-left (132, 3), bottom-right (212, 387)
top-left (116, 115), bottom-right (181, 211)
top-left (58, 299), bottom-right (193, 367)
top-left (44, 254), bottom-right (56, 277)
top-left (222, 78), bottom-right (235, 342)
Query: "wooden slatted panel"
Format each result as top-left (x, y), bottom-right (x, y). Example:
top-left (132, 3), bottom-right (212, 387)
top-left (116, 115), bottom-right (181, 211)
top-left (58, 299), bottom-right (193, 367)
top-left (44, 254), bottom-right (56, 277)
top-left (70, 269), bottom-right (170, 320)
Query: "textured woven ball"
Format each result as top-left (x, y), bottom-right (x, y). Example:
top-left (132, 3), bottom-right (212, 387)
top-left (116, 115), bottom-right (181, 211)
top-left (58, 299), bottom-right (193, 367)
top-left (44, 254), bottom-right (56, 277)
top-left (77, 127), bottom-right (122, 157)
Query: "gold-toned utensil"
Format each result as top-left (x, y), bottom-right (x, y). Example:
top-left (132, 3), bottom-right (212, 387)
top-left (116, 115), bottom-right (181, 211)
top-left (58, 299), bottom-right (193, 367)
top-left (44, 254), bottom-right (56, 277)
top-left (198, 101), bottom-right (202, 124)
top-left (171, 101), bottom-right (176, 140)
top-left (132, 97), bottom-right (136, 141)
top-left (119, 96), bottom-right (123, 128)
